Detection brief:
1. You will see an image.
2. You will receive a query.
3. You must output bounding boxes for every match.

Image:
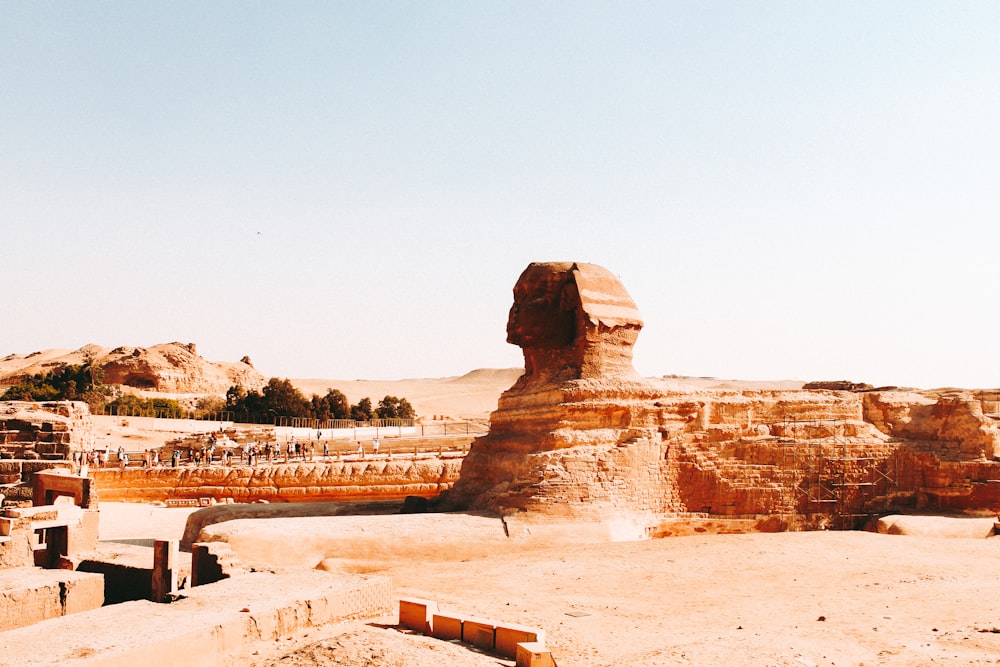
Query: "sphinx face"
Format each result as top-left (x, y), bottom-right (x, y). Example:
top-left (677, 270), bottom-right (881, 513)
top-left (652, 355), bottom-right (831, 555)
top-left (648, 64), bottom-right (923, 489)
top-left (506, 264), bottom-right (578, 350)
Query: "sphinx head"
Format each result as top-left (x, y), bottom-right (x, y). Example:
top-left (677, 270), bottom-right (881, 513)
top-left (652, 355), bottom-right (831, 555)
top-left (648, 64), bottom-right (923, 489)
top-left (507, 262), bottom-right (643, 382)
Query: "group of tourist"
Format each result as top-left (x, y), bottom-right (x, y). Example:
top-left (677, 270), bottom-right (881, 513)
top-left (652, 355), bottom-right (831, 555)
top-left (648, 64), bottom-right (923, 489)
top-left (72, 446), bottom-right (122, 469)
top-left (72, 446), bottom-right (161, 469)
top-left (70, 434), bottom-right (393, 472)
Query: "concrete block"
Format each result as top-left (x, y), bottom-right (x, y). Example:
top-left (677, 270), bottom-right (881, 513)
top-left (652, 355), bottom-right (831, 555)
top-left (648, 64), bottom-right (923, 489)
top-left (399, 596), bottom-right (437, 634)
top-left (462, 616), bottom-right (497, 651)
top-left (495, 623), bottom-right (545, 658)
top-left (431, 612), bottom-right (463, 641)
top-left (516, 641), bottom-right (556, 667)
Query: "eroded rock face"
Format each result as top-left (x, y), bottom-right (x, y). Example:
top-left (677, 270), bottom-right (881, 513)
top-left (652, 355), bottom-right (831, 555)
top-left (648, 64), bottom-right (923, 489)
top-left (863, 391), bottom-right (1000, 459)
top-left (443, 261), bottom-right (1000, 535)
top-left (99, 342), bottom-right (265, 394)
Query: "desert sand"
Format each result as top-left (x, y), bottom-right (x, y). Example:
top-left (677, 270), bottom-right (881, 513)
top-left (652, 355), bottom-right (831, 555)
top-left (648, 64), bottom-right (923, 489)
top-left (289, 368), bottom-right (523, 420)
top-left (97, 502), bottom-right (1000, 667)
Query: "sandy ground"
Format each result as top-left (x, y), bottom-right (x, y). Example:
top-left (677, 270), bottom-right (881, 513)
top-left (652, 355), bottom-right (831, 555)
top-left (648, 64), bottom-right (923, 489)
top-left (236, 524), bottom-right (1000, 667)
top-left (97, 502), bottom-right (202, 541)
top-left (98, 503), bottom-right (1000, 667)
top-left (289, 368), bottom-right (523, 421)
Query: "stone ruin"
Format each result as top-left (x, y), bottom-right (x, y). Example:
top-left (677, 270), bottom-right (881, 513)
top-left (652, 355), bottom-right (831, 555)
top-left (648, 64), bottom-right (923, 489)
top-left (0, 401), bottom-right (91, 508)
top-left (442, 261), bottom-right (1000, 537)
top-left (0, 401), bottom-right (92, 461)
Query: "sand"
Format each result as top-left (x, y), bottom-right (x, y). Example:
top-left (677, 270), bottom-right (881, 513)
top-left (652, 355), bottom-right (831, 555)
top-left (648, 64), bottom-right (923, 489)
top-left (97, 503), bottom-right (1000, 666)
top-left (289, 368), bottom-right (523, 421)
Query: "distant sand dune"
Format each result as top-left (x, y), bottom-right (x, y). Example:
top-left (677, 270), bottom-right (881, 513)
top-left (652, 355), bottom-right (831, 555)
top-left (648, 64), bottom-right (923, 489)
top-left (290, 368), bottom-right (524, 420)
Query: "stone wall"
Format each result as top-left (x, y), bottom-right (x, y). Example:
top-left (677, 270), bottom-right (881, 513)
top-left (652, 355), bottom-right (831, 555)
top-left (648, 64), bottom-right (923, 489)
top-left (91, 458), bottom-right (463, 503)
top-left (0, 459), bottom-right (75, 502)
top-left (0, 401), bottom-right (93, 459)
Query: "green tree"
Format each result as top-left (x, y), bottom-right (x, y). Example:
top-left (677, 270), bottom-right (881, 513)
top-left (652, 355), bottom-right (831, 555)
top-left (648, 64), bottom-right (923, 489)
top-left (1, 362), bottom-right (109, 411)
top-left (260, 378), bottom-right (311, 418)
top-left (310, 394), bottom-right (330, 421)
top-left (225, 384), bottom-right (247, 409)
top-left (320, 388), bottom-right (350, 420)
top-left (106, 395), bottom-right (184, 418)
top-left (376, 395), bottom-right (415, 420)
top-left (194, 395), bottom-right (226, 419)
top-left (350, 397), bottom-right (373, 421)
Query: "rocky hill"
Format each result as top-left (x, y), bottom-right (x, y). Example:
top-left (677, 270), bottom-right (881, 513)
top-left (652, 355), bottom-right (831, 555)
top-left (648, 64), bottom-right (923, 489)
top-left (0, 343), bottom-right (265, 396)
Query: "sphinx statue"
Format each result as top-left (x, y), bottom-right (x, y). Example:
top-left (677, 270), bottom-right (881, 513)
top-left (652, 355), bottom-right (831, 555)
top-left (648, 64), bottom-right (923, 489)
top-left (439, 261), bottom-right (1000, 540)
top-left (441, 262), bottom-right (668, 527)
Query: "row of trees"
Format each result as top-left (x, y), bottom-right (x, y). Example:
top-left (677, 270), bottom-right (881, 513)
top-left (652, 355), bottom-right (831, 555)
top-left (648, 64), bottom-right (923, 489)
top-left (2, 367), bottom-right (415, 422)
top-left (224, 378), bottom-right (415, 422)
top-left (1, 363), bottom-right (110, 407)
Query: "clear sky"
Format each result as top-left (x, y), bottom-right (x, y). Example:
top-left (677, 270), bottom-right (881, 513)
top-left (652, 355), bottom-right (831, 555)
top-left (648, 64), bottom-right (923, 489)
top-left (3, 2), bottom-right (999, 388)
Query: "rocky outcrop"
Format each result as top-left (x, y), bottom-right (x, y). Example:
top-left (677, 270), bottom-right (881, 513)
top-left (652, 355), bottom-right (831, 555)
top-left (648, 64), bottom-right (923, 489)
top-left (803, 380), bottom-right (874, 392)
top-left (863, 390), bottom-right (1000, 459)
top-left (1, 343), bottom-right (265, 396)
top-left (442, 261), bottom-right (1000, 535)
top-left (98, 342), bottom-right (264, 394)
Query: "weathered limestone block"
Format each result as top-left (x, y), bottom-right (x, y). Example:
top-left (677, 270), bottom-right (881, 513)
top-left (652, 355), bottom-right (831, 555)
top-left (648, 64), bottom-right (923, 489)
top-left (0, 568), bottom-right (104, 631)
top-left (863, 391), bottom-right (1000, 459)
top-left (876, 514), bottom-right (996, 538)
top-left (0, 401), bottom-right (93, 457)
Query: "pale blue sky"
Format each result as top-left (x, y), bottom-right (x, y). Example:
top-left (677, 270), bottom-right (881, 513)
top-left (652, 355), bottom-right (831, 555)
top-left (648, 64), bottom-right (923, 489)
top-left (3, 2), bottom-right (999, 388)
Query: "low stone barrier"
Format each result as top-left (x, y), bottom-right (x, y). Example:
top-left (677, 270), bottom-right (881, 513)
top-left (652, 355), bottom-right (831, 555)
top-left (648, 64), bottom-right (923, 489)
top-left (0, 570), bottom-right (392, 667)
top-left (91, 458), bottom-right (463, 504)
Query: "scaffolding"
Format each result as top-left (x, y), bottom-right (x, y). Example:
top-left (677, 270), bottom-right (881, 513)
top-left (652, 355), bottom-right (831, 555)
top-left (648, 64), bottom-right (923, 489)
top-left (774, 418), bottom-right (899, 530)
